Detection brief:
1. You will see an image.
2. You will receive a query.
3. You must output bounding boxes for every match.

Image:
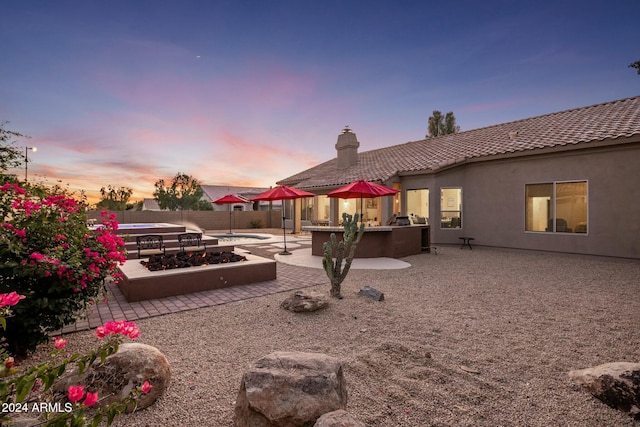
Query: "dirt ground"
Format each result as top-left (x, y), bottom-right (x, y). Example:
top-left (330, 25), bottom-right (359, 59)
top-left (29, 243), bottom-right (640, 426)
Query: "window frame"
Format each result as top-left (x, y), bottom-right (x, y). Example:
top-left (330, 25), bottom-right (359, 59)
top-left (524, 180), bottom-right (589, 235)
top-left (406, 188), bottom-right (430, 224)
top-left (440, 187), bottom-right (463, 230)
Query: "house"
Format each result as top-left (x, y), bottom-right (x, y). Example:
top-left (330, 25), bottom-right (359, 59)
top-left (200, 185), bottom-right (281, 211)
top-left (141, 186), bottom-right (281, 211)
top-left (278, 96), bottom-right (640, 259)
top-left (141, 198), bottom-right (162, 211)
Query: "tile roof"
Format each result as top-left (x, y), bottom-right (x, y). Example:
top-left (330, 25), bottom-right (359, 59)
top-left (200, 185), bottom-right (282, 208)
top-left (278, 96), bottom-right (640, 189)
top-left (141, 198), bottom-right (161, 211)
top-left (201, 185), bottom-right (272, 201)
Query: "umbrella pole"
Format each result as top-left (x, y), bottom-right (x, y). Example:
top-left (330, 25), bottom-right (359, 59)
top-left (281, 210), bottom-right (291, 255)
top-left (229, 205), bottom-right (232, 234)
top-left (283, 215), bottom-right (287, 251)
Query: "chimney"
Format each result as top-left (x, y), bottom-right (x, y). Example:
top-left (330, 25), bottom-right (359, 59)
top-left (335, 126), bottom-right (359, 169)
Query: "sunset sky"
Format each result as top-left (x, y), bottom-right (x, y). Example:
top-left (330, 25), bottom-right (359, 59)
top-left (2, 1), bottom-right (638, 203)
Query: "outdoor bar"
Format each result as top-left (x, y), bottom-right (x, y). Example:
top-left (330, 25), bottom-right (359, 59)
top-left (303, 224), bottom-right (430, 258)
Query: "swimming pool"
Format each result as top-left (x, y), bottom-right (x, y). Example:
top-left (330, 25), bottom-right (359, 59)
top-left (90, 223), bottom-right (188, 235)
top-left (118, 223), bottom-right (166, 229)
top-left (211, 234), bottom-right (271, 243)
top-left (92, 223), bottom-right (177, 229)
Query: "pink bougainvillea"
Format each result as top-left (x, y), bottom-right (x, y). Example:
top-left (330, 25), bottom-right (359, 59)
top-left (67, 385), bottom-right (85, 403)
top-left (68, 386), bottom-right (100, 407)
top-left (95, 320), bottom-right (140, 340)
top-left (0, 182), bottom-right (128, 354)
top-left (83, 391), bottom-right (99, 407)
top-left (0, 183), bottom-right (26, 195)
top-left (4, 357), bottom-right (14, 369)
top-left (0, 292), bottom-right (26, 307)
top-left (54, 336), bottom-right (67, 349)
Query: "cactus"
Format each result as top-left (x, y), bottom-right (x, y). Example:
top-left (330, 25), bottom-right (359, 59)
top-left (322, 212), bottom-right (365, 298)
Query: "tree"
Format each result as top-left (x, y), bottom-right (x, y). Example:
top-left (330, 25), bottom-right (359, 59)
top-left (629, 60), bottom-right (640, 75)
top-left (196, 199), bottom-right (213, 211)
top-left (96, 185), bottom-right (133, 211)
top-left (0, 121), bottom-right (27, 173)
top-left (426, 110), bottom-right (460, 138)
top-left (153, 173), bottom-right (205, 211)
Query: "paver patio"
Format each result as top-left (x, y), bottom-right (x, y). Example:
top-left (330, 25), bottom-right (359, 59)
top-left (58, 262), bottom-right (327, 334)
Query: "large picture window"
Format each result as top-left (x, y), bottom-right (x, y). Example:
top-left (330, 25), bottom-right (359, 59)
top-left (440, 188), bottom-right (462, 229)
top-left (525, 181), bottom-right (588, 233)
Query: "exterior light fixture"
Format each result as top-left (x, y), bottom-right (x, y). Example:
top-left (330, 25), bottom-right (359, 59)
top-left (25, 146), bottom-right (37, 181)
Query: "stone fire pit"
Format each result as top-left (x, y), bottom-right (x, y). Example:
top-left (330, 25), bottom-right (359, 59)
top-left (141, 251), bottom-right (247, 271)
top-left (117, 252), bottom-right (276, 302)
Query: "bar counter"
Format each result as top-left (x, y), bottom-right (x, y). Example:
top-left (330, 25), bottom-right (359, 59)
top-left (302, 225), bottom-right (430, 258)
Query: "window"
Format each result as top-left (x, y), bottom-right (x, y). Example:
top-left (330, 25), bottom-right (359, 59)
top-left (317, 195), bottom-right (331, 222)
top-left (407, 189), bottom-right (429, 224)
top-left (363, 197), bottom-right (380, 223)
top-left (525, 181), bottom-right (588, 233)
top-left (440, 188), bottom-right (462, 229)
top-left (300, 197), bottom-right (314, 221)
top-left (392, 182), bottom-right (402, 215)
top-left (337, 197), bottom-right (380, 223)
top-left (338, 198), bottom-right (358, 220)
top-left (283, 199), bottom-right (293, 219)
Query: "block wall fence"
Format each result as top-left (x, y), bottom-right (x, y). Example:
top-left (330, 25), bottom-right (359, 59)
top-left (87, 210), bottom-right (283, 231)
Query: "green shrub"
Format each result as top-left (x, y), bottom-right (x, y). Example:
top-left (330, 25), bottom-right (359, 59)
top-left (249, 219), bottom-right (263, 229)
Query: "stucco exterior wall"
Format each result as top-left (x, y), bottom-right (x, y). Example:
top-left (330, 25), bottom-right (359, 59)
top-left (399, 143), bottom-right (640, 259)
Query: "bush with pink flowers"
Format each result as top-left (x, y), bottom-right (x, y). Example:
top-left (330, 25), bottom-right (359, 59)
top-left (0, 296), bottom-right (153, 426)
top-left (0, 182), bottom-right (126, 356)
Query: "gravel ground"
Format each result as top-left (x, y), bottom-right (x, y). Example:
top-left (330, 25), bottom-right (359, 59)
top-left (56, 246), bottom-right (640, 426)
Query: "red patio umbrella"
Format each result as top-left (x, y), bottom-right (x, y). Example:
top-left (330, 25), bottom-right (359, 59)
top-left (250, 186), bottom-right (315, 255)
top-left (327, 180), bottom-right (398, 222)
top-left (213, 194), bottom-right (249, 234)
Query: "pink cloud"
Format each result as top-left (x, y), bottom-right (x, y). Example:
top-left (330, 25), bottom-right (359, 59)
top-left (91, 50), bottom-right (319, 118)
top-left (9, 47), bottom-right (352, 205)
top-left (30, 131), bottom-right (108, 155)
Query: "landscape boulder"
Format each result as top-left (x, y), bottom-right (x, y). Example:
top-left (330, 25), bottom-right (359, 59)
top-left (234, 351), bottom-right (347, 427)
top-left (357, 286), bottom-right (384, 301)
top-left (54, 343), bottom-right (171, 411)
top-left (569, 362), bottom-right (640, 419)
top-left (281, 290), bottom-right (329, 313)
top-left (313, 409), bottom-right (365, 427)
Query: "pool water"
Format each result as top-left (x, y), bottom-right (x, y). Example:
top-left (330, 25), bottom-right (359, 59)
top-left (117, 223), bottom-right (165, 229)
top-left (212, 234), bottom-right (271, 243)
